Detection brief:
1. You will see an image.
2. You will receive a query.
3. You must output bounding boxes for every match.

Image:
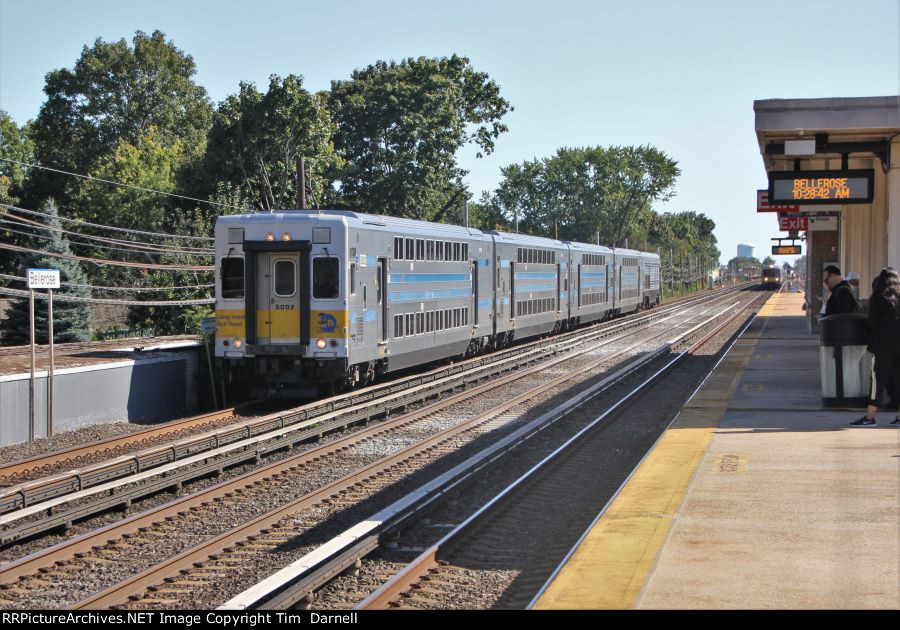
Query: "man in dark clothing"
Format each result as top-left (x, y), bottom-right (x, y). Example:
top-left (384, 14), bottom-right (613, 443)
top-left (823, 265), bottom-right (861, 315)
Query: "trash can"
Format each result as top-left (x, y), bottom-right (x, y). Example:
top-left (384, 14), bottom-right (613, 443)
top-left (819, 313), bottom-right (871, 407)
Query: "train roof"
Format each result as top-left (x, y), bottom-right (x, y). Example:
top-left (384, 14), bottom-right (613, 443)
top-left (216, 210), bottom-right (489, 239)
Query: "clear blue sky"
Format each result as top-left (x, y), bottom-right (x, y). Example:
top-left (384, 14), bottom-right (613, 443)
top-left (1, 0), bottom-right (898, 265)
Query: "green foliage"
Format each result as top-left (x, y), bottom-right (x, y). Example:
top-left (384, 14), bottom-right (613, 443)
top-left (201, 75), bottom-right (337, 211)
top-left (27, 30), bottom-right (212, 206)
top-left (328, 56), bottom-right (511, 221)
top-left (0, 111), bottom-right (35, 194)
top-left (74, 126), bottom-right (186, 232)
top-left (1, 199), bottom-right (91, 345)
top-left (487, 146), bottom-right (680, 246)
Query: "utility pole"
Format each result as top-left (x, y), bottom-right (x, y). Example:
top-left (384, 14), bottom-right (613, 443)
top-left (297, 156), bottom-right (307, 210)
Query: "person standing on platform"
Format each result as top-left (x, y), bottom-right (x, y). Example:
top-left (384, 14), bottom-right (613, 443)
top-left (823, 266), bottom-right (861, 315)
top-left (851, 268), bottom-right (900, 426)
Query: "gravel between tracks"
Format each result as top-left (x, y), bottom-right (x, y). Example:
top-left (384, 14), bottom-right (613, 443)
top-left (309, 300), bottom-right (761, 609)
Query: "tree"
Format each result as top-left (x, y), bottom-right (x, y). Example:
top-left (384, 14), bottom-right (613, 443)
top-left (486, 146), bottom-right (680, 246)
top-left (27, 30), bottom-right (212, 207)
top-left (0, 111), bottom-right (35, 273)
top-left (201, 74), bottom-right (338, 211)
top-left (328, 56), bottom-right (511, 221)
top-left (74, 126), bottom-right (187, 233)
top-left (1, 199), bottom-right (91, 345)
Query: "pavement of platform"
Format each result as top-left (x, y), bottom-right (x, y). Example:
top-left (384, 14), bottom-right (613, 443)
top-left (533, 292), bottom-right (900, 610)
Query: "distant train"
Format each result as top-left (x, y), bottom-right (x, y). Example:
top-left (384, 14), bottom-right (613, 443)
top-left (761, 265), bottom-right (782, 289)
top-left (214, 210), bottom-right (661, 398)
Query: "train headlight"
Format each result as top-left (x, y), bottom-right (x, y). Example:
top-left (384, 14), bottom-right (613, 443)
top-left (233, 338), bottom-right (243, 349)
top-left (281, 232), bottom-right (292, 242)
top-left (316, 338), bottom-right (327, 349)
top-left (265, 232), bottom-right (275, 242)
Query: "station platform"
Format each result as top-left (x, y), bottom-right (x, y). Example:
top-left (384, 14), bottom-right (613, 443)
top-left (0, 336), bottom-right (204, 446)
top-left (533, 291), bottom-right (899, 609)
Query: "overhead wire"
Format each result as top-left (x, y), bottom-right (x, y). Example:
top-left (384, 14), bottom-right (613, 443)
top-left (0, 273), bottom-right (213, 293)
top-left (0, 210), bottom-right (213, 255)
top-left (0, 286), bottom-right (213, 307)
top-left (0, 241), bottom-right (214, 271)
top-left (0, 157), bottom-right (248, 214)
top-left (0, 202), bottom-right (215, 242)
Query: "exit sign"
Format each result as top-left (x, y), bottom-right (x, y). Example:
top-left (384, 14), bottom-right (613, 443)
top-left (778, 215), bottom-right (809, 231)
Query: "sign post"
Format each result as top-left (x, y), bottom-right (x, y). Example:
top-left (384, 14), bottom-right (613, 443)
top-left (27, 268), bottom-right (60, 440)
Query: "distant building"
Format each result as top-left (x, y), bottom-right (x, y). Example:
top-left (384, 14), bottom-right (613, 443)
top-left (737, 243), bottom-right (755, 259)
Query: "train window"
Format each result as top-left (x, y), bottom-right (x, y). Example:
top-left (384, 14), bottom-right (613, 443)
top-left (406, 313), bottom-right (414, 336)
top-left (350, 263), bottom-right (356, 295)
top-left (221, 257), bottom-right (244, 299)
top-left (274, 260), bottom-right (296, 297)
top-left (405, 238), bottom-right (414, 261)
top-left (462, 244), bottom-right (468, 261)
top-left (437, 310), bottom-right (443, 330)
top-left (416, 239), bottom-right (425, 261)
top-left (394, 314), bottom-right (403, 338)
top-left (445, 308), bottom-right (451, 327)
top-left (517, 248), bottom-right (522, 263)
top-left (312, 257), bottom-right (339, 299)
top-left (427, 312), bottom-right (433, 333)
top-left (452, 242), bottom-right (459, 262)
top-left (436, 241), bottom-right (444, 261)
top-left (416, 313), bottom-right (424, 335)
top-left (427, 240), bottom-right (434, 261)
top-left (394, 237), bottom-right (403, 260)
top-left (463, 308), bottom-right (468, 326)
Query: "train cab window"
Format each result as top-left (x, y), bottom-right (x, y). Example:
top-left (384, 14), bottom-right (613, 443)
top-left (221, 257), bottom-right (245, 299)
top-left (427, 240), bottom-right (435, 261)
top-left (350, 263), bottom-right (356, 295)
top-left (313, 257), bottom-right (339, 299)
top-left (394, 237), bottom-right (404, 260)
top-left (416, 239), bottom-right (425, 261)
top-left (274, 260), bottom-right (296, 297)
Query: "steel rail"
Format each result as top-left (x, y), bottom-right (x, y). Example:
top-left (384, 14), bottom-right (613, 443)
top-left (67, 294), bottom-right (752, 609)
top-left (356, 293), bottom-right (765, 609)
top-left (218, 293), bottom-right (763, 610)
top-left (0, 285), bottom-right (748, 528)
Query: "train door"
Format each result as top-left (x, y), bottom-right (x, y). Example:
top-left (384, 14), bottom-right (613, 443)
top-left (377, 258), bottom-right (387, 345)
top-left (471, 260), bottom-right (479, 327)
top-left (258, 253), bottom-right (301, 344)
top-left (510, 261), bottom-right (516, 321)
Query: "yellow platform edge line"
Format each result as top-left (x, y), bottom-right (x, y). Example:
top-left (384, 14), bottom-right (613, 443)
top-left (533, 291), bottom-right (783, 610)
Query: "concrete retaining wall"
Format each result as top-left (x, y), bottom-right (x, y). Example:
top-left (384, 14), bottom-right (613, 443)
top-left (0, 349), bottom-right (202, 447)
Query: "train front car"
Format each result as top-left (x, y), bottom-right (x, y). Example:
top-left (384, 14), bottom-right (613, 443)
top-left (761, 265), bottom-right (782, 290)
top-left (214, 211), bottom-right (352, 399)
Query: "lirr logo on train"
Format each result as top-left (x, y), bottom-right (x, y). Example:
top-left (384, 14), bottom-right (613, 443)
top-left (318, 313), bottom-right (338, 333)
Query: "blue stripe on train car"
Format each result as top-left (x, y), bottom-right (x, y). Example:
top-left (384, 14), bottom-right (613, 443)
top-left (389, 273), bottom-right (470, 283)
top-left (388, 288), bottom-right (473, 302)
top-left (364, 310), bottom-right (378, 322)
top-left (477, 299), bottom-right (492, 309)
top-left (515, 273), bottom-right (556, 280)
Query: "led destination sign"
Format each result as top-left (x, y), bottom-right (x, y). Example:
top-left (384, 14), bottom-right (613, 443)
top-left (768, 170), bottom-right (873, 205)
top-left (772, 245), bottom-right (801, 256)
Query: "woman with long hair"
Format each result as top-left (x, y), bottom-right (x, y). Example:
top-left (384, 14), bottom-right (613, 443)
top-left (852, 267), bottom-right (900, 426)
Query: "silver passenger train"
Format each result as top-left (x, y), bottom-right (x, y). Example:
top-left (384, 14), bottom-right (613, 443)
top-left (214, 210), bottom-right (661, 397)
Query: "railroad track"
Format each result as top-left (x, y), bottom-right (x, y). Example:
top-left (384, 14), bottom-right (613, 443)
top-left (0, 285), bottom-right (750, 549)
top-left (0, 288), bottom-right (759, 610)
top-left (353, 292), bottom-right (765, 610)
